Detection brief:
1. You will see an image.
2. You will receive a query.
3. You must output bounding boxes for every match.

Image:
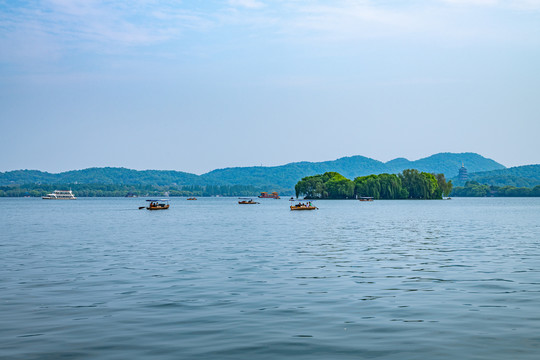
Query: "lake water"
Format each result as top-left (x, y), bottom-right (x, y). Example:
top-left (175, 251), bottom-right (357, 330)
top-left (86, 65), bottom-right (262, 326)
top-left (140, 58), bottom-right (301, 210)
top-left (1, 197), bottom-right (540, 359)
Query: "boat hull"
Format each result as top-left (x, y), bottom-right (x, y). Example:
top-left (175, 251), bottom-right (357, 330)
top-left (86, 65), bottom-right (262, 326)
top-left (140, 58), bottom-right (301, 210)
top-left (147, 205), bottom-right (170, 210)
top-left (290, 206), bottom-right (317, 211)
top-left (42, 197), bottom-right (77, 200)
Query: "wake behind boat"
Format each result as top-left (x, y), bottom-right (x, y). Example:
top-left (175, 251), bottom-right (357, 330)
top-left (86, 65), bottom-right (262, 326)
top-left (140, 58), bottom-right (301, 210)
top-left (42, 190), bottom-right (77, 200)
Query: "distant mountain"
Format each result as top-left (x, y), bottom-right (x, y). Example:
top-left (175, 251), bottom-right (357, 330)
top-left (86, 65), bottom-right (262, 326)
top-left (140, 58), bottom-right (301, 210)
top-left (1, 153), bottom-right (509, 189)
top-left (200, 155), bottom-right (387, 188)
top-left (385, 152), bottom-right (505, 177)
top-left (0, 167), bottom-right (203, 186)
top-left (200, 152), bottom-right (505, 188)
top-left (451, 164), bottom-right (540, 187)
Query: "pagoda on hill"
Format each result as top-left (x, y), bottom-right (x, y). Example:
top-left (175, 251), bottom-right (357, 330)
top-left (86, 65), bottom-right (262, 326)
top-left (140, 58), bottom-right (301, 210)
top-left (458, 164), bottom-right (468, 182)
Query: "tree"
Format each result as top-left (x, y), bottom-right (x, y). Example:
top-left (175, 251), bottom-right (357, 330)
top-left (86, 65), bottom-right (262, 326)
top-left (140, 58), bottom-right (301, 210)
top-left (326, 176), bottom-right (354, 199)
top-left (435, 173), bottom-right (453, 197)
top-left (295, 174), bottom-right (326, 198)
top-left (378, 173), bottom-right (405, 199)
top-left (354, 175), bottom-right (380, 199)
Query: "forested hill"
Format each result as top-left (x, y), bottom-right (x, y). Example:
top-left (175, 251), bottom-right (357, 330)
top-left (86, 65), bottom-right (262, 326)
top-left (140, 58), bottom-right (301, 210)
top-left (1, 152), bottom-right (506, 188)
top-left (451, 164), bottom-right (540, 187)
top-left (200, 152), bottom-right (504, 188)
top-left (200, 156), bottom-right (386, 188)
top-left (0, 167), bottom-right (203, 186)
top-left (384, 153), bottom-right (504, 177)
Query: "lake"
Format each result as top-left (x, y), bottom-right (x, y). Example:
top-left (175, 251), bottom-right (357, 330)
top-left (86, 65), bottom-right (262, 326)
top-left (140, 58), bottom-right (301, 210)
top-left (1, 197), bottom-right (539, 359)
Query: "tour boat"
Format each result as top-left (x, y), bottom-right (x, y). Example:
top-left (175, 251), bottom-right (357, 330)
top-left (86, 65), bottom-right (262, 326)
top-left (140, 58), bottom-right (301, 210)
top-left (358, 197), bottom-right (374, 201)
top-left (141, 199), bottom-right (170, 210)
top-left (187, 197), bottom-right (197, 200)
top-left (290, 201), bottom-right (318, 211)
top-left (258, 192), bottom-right (280, 199)
top-left (42, 190), bottom-right (77, 200)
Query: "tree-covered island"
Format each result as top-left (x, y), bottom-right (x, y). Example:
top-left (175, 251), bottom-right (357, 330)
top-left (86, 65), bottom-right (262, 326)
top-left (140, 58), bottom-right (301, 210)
top-left (295, 169), bottom-right (453, 200)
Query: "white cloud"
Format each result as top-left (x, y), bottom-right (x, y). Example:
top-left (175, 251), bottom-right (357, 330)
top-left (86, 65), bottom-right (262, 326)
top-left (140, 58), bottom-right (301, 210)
top-left (510, 0), bottom-right (540, 10)
top-left (441, 0), bottom-right (540, 9)
top-left (268, 0), bottom-right (540, 44)
top-left (2, 0), bottom-right (540, 67)
top-left (441, 0), bottom-right (498, 6)
top-left (284, 2), bottom-right (421, 39)
top-left (1, 1), bottom-right (208, 49)
top-left (228, 0), bottom-right (266, 9)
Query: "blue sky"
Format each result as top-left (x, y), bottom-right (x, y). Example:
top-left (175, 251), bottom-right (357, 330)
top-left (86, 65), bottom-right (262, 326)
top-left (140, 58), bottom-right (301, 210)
top-left (1, 0), bottom-right (539, 174)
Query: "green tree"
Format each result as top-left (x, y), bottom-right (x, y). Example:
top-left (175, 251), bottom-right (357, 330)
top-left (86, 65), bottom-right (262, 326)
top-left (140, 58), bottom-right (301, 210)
top-left (435, 173), bottom-right (453, 197)
top-left (354, 175), bottom-right (381, 199)
top-left (326, 175), bottom-right (354, 199)
top-left (295, 174), bottom-right (326, 198)
top-left (378, 173), bottom-right (405, 199)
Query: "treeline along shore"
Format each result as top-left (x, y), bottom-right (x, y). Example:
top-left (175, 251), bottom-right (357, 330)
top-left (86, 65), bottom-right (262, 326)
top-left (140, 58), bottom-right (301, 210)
top-left (452, 181), bottom-right (540, 197)
top-left (0, 184), bottom-right (287, 198)
top-left (2, 169), bottom-right (540, 198)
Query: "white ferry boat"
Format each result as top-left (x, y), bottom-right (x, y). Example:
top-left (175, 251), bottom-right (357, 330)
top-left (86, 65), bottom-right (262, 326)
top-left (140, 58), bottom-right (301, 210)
top-left (42, 190), bottom-right (77, 200)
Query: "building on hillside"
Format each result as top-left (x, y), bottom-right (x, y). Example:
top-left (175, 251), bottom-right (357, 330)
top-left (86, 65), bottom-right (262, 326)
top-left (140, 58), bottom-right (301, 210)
top-left (458, 164), bottom-right (468, 182)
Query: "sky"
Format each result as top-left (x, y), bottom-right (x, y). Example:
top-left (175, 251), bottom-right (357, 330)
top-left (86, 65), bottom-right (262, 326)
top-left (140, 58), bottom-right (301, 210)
top-left (1, 0), bottom-right (539, 174)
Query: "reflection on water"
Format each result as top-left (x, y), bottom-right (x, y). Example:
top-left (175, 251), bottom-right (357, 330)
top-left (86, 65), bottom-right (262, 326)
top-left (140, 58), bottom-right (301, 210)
top-left (1, 197), bottom-right (540, 359)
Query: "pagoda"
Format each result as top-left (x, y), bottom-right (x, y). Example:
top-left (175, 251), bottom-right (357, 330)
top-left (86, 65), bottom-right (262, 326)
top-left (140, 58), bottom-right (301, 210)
top-left (458, 164), bottom-right (468, 182)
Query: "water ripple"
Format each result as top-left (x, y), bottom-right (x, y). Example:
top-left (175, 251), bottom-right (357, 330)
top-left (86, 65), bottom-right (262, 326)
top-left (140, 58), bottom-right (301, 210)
top-left (1, 197), bottom-right (540, 359)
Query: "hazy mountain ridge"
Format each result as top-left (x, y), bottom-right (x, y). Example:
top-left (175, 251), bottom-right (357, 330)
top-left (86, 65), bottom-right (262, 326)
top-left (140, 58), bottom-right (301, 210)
top-left (201, 155), bottom-right (386, 188)
top-left (384, 152), bottom-right (505, 176)
top-left (200, 153), bottom-right (506, 188)
top-left (0, 167), bottom-right (203, 187)
top-left (0, 152), bottom-right (519, 189)
top-left (452, 164), bottom-right (540, 187)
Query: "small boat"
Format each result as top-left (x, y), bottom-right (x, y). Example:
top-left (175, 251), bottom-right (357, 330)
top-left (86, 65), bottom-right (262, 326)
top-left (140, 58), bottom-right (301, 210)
top-left (42, 190), bottom-right (77, 200)
top-left (187, 197), bottom-right (197, 200)
top-left (238, 198), bottom-right (259, 204)
top-left (290, 201), bottom-right (318, 211)
top-left (358, 197), bottom-right (374, 201)
top-left (258, 192), bottom-right (280, 199)
top-left (140, 199), bottom-right (170, 210)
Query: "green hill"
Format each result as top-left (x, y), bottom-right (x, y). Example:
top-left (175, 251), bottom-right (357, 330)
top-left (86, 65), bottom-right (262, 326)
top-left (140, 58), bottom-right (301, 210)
top-left (0, 167), bottom-right (203, 186)
top-left (201, 152), bottom-right (505, 188)
top-left (200, 156), bottom-right (387, 188)
top-left (452, 165), bottom-right (540, 187)
top-left (0, 153), bottom-right (508, 189)
top-left (386, 152), bottom-right (505, 177)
